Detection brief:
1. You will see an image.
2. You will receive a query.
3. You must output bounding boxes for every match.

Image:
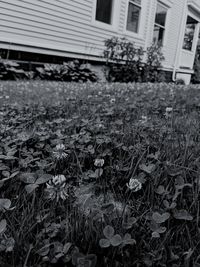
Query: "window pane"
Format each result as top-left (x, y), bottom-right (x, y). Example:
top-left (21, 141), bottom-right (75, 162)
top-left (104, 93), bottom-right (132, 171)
top-left (153, 25), bottom-right (164, 44)
top-left (95, 0), bottom-right (113, 24)
top-left (126, 2), bottom-right (141, 33)
top-left (155, 3), bottom-right (167, 26)
top-left (183, 16), bottom-right (198, 51)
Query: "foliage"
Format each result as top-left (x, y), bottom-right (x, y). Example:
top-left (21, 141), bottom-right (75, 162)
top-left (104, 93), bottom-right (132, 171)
top-left (175, 78), bottom-right (186, 85)
top-left (0, 81), bottom-right (200, 266)
top-left (0, 59), bottom-right (98, 82)
top-left (191, 44), bottom-right (200, 84)
top-left (0, 58), bottom-right (28, 80)
top-left (104, 37), bottom-right (165, 82)
top-left (35, 60), bottom-right (98, 82)
top-left (144, 43), bottom-right (165, 82)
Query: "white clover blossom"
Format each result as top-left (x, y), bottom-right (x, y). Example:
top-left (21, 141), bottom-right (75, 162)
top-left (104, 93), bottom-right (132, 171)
top-left (45, 175), bottom-right (68, 202)
top-left (166, 107), bottom-right (173, 113)
top-left (165, 107), bottom-right (173, 119)
top-left (139, 115), bottom-right (148, 124)
top-left (110, 98), bottom-right (116, 104)
top-left (94, 158), bottom-right (105, 167)
top-left (55, 144), bottom-right (65, 150)
top-left (53, 144), bottom-right (68, 160)
top-left (52, 174), bottom-right (66, 186)
top-left (127, 178), bottom-right (142, 192)
top-left (170, 88), bottom-right (175, 97)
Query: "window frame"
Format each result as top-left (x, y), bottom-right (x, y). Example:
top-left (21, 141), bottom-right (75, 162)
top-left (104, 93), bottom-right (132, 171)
top-left (126, 0), bottom-right (141, 34)
top-left (182, 12), bottom-right (199, 53)
top-left (92, 0), bottom-right (120, 31)
top-left (153, 1), bottom-right (168, 46)
top-left (123, 0), bottom-right (146, 39)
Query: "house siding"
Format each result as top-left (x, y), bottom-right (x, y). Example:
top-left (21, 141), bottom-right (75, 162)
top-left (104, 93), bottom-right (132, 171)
top-left (0, 0), bottom-right (200, 78)
top-left (146, 0), bottom-right (200, 71)
top-left (162, 0), bottom-right (186, 69)
top-left (0, 0), bottom-right (147, 60)
top-left (145, 0), bottom-right (186, 70)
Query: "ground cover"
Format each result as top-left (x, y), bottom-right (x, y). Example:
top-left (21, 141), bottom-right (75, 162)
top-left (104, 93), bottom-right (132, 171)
top-left (0, 81), bottom-right (200, 267)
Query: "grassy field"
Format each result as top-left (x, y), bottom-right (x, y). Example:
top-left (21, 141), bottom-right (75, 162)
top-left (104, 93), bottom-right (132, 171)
top-left (0, 81), bottom-right (200, 267)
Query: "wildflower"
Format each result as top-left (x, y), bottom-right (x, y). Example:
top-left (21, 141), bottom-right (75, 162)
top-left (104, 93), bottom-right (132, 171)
top-left (166, 107), bottom-right (173, 113)
top-left (165, 107), bottom-right (173, 119)
top-left (139, 115), bottom-right (148, 124)
top-left (45, 175), bottom-right (68, 202)
top-left (52, 174), bottom-right (66, 185)
top-left (110, 98), bottom-right (116, 104)
top-left (126, 178), bottom-right (142, 192)
top-left (94, 158), bottom-right (105, 167)
top-left (53, 143), bottom-right (68, 160)
top-left (56, 144), bottom-right (65, 150)
top-left (98, 123), bottom-right (104, 129)
top-left (170, 88), bottom-right (175, 97)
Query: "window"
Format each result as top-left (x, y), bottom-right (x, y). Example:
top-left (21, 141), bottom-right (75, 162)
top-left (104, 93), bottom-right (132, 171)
top-left (153, 2), bottom-right (167, 45)
top-left (182, 16), bottom-right (198, 51)
top-left (95, 0), bottom-right (113, 24)
top-left (126, 0), bottom-right (141, 33)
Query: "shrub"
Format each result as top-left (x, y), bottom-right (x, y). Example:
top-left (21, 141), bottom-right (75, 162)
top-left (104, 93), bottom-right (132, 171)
top-left (103, 37), bottom-right (165, 83)
top-left (35, 60), bottom-right (98, 82)
top-left (191, 44), bottom-right (200, 84)
top-left (143, 43), bottom-right (165, 82)
top-left (175, 78), bottom-right (185, 85)
top-left (104, 37), bottom-right (144, 82)
top-left (0, 58), bottom-right (28, 80)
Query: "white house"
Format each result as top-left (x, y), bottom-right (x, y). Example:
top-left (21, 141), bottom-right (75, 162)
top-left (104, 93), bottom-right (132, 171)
top-left (0, 0), bottom-right (200, 83)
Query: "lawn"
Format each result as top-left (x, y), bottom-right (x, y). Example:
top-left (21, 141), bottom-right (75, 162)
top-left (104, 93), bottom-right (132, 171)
top-left (0, 81), bottom-right (200, 267)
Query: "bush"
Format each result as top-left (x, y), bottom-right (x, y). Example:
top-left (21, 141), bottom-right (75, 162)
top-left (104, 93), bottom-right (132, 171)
top-left (143, 43), bottom-right (165, 82)
top-left (103, 37), bottom-right (165, 83)
top-left (191, 45), bottom-right (200, 84)
top-left (35, 60), bottom-right (98, 82)
top-left (0, 58), bottom-right (28, 80)
top-left (0, 59), bottom-right (98, 82)
top-left (175, 78), bottom-right (185, 85)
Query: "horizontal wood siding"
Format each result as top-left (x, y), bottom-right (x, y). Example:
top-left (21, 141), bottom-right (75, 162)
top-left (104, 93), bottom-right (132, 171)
top-left (0, 0), bottom-right (147, 59)
top-left (163, 0), bottom-right (186, 68)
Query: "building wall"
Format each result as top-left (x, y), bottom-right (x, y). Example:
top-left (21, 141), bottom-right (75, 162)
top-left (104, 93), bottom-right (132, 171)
top-left (0, 0), bottom-right (149, 60)
top-left (0, 0), bottom-right (200, 80)
top-left (145, 0), bottom-right (186, 70)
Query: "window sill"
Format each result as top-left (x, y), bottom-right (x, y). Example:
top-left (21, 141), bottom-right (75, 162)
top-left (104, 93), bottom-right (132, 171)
top-left (123, 30), bottom-right (144, 41)
top-left (92, 20), bottom-right (118, 33)
top-left (182, 48), bottom-right (195, 54)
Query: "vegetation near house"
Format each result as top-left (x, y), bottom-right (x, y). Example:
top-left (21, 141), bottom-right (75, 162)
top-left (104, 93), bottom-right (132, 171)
top-left (104, 37), bottom-right (165, 83)
top-left (0, 38), bottom-right (165, 83)
top-left (0, 1), bottom-right (200, 266)
top-left (0, 58), bottom-right (99, 82)
top-left (0, 81), bottom-right (200, 266)
top-left (0, 0), bottom-right (200, 84)
top-left (192, 44), bottom-right (200, 84)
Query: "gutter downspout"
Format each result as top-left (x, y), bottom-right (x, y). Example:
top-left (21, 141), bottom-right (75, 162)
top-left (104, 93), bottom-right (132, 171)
top-left (172, 0), bottom-right (188, 81)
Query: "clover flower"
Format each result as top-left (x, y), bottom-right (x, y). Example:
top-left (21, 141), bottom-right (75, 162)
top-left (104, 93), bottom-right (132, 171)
top-left (94, 158), bottom-right (105, 167)
top-left (110, 98), bottom-right (116, 104)
top-left (139, 115), bottom-right (148, 124)
top-left (52, 174), bottom-right (66, 185)
top-left (170, 88), bottom-right (175, 97)
top-left (53, 144), bottom-right (68, 160)
top-left (165, 107), bottom-right (173, 119)
top-left (56, 144), bottom-right (65, 150)
top-left (126, 178), bottom-right (142, 192)
top-left (166, 107), bottom-right (173, 113)
top-left (45, 175), bottom-right (68, 202)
